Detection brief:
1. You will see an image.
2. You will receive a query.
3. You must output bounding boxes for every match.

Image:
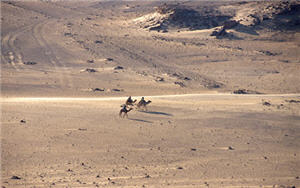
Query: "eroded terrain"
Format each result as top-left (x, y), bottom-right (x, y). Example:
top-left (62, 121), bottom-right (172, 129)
top-left (1, 1), bottom-right (300, 187)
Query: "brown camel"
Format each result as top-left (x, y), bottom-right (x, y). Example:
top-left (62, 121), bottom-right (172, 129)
top-left (137, 97), bottom-right (151, 111)
top-left (119, 105), bottom-right (133, 118)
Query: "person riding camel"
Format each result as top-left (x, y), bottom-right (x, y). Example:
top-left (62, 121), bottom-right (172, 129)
top-left (137, 97), bottom-right (151, 111)
top-left (138, 97), bottom-right (146, 106)
top-left (119, 104), bottom-right (133, 118)
top-left (126, 96), bottom-right (136, 106)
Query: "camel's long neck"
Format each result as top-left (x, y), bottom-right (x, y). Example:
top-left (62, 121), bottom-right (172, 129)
top-left (127, 108), bottom-right (133, 112)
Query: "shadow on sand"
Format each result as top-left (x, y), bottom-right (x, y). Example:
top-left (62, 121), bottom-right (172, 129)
top-left (128, 118), bottom-right (153, 124)
top-left (139, 111), bottom-right (173, 116)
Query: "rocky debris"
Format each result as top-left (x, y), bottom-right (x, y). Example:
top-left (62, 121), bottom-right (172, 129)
top-left (94, 40), bottom-right (102, 44)
top-left (137, 71), bottom-right (148, 77)
top-left (144, 174), bottom-right (151, 178)
top-left (228, 146), bottom-right (234, 150)
top-left (233, 89), bottom-right (248, 94)
top-left (78, 128), bottom-right (87, 131)
top-left (87, 60), bottom-right (94, 63)
top-left (171, 72), bottom-right (180, 78)
top-left (155, 77), bottom-right (164, 82)
top-left (84, 68), bottom-right (97, 73)
top-left (23, 61), bottom-right (37, 65)
top-left (171, 73), bottom-right (191, 81)
top-left (275, 186), bottom-right (296, 188)
top-left (223, 20), bottom-right (239, 29)
top-left (112, 88), bottom-right (123, 92)
top-left (177, 166), bottom-right (183, 170)
top-left (114, 66), bottom-right (124, 70)
top-left (76, 40), bottom-right (84, 45)
top-left (267, 70), bottom-right (280, 74)
top-left (11, 176), bottom-right (21, 180)
top-left (258, 50), bottom-right (280, 56)
top-left (106, 58), bottom-right (114, 61)
top-left (233, 89), bottom-right (261, 94)
top-left (183, 77), bottom-right (191, 81)
top-left (280, 60), bottom-right (290, 63)
top-left (191, 148), bottom-right (197, 151)
top-left (96, 175), bottom-right (100, 178)
top-left (91, 88), bottom-right (105, 92)
top-left (67, 22), bottom-right (73, 27)
top-left (276, 104), bottom-right (284, 109)
top-left (206, 83), bottom-right (222, 89)
top-left (210, 28), bottom-right (228, 38)
top-left (263, 101), bottom-right (271, 106)
top-left (64, 32), bottom-right (72, 37)
top-left (174, 81), bottom-right (185, 87)
top-left (153, 35), bottom-right (173, 42)
top-left (285, 99), bottom-right (300, 103)
top-left (20, 119), bottom-right (26, 123)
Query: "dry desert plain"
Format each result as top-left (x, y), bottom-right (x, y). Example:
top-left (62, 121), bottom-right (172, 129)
top-left (1, 0), bottom-right (300, 187)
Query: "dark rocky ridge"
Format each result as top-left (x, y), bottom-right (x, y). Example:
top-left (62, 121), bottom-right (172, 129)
top-left (145, 4), bottom-right (231, 31)
top-left (136, 1), bottom-right (300, 33)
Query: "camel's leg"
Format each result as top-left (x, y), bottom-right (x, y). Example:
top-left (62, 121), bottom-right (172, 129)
top-left (142, 105), bottom-right (146, 111)
top-left (119, 111), bottom-right (123, 118)
top-left (124, 113), bottom-right (128, 118)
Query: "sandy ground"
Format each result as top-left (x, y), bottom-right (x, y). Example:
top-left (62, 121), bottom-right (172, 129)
top-left (1, 0), bottom-right (300, 187)
top-left (1, 94), bottom-right (300, 187)
top-left (1, 1), bottom-right (300, 97)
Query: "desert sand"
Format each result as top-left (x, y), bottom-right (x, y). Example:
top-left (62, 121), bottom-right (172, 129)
top-left (1, 0), bottom-right (300, 187)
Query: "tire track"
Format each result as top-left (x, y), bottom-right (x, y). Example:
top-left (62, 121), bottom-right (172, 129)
top-left (2, 0), bottom-right (73, 88)
top-left (1, 32), bottom-right (22, 71)
top-left (1, 21), bottom-right (44, 71)
top-left (1, 2), bottom-right (49, 71)
top-left (32, 20), bottom-right (73, 88)
top-left (8, 33), bottom-right (25, 70)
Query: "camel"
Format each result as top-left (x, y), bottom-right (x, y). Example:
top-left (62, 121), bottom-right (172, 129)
top-left (137, 97), bottom-right (151, 111)
top-left (125, 96), bottom-right (137, 106)
top-left (119, 105), bottom-right (133, 118)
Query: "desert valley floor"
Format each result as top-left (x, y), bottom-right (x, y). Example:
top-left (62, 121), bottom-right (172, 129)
top-left (1, 0), bottom-right (300, 187)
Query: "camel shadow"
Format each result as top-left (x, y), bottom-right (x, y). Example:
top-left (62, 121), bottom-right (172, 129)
top-left (139, 111), bottom-right (173, 116)
top-left (128, 118), bottom-right (153, 124)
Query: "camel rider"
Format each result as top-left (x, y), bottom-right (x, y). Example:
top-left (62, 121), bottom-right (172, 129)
top-left (126, 96), bottom-right (133, 105)
top-left (139, 97), bottom-right (146, 105)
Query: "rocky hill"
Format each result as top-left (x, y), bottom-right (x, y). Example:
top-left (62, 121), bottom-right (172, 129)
top-left (134, 1), bottom-right (300, 32)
